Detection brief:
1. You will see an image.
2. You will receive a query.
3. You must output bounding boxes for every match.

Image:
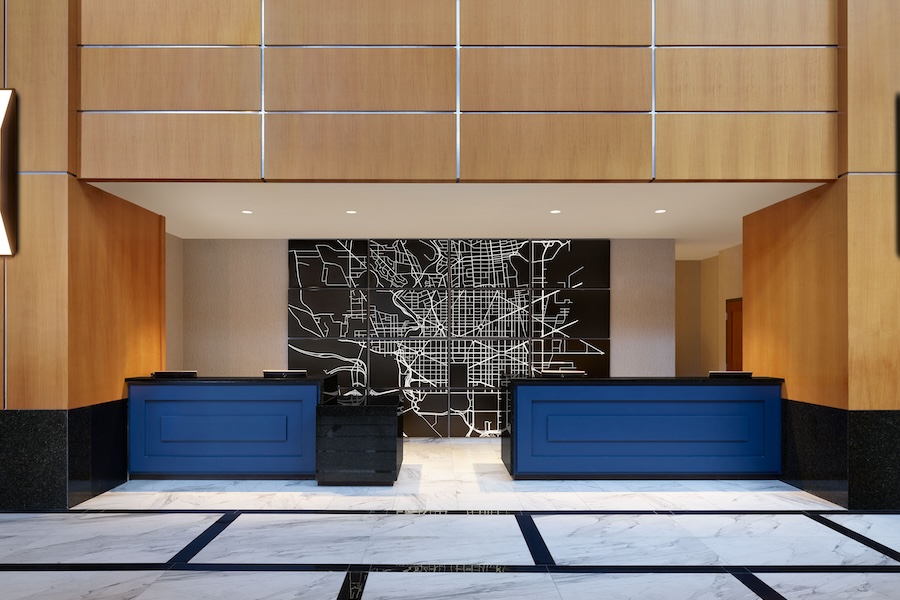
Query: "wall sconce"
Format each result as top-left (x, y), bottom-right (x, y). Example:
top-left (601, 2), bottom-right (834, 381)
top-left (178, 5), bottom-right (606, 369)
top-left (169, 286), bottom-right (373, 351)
top-left (0, 90), bottom-right (17, 256)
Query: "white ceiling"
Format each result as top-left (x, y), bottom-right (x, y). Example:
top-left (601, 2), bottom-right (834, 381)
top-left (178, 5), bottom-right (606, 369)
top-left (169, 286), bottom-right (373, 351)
top-left (90, 181), bottom-right (824, 260)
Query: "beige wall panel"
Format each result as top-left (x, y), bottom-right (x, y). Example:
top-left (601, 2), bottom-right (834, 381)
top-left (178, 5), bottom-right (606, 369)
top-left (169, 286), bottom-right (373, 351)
top-left (657, 48), bottom-right (838, 111)
top-left (610, 239), bottom-right (676, 377)
top-left (6, 0), bottom-right (73, 172)
top-left (265, 0), bottom-right (455, 45)
top-left (80, 114), bottom-right (261, 180)
top-left (657, 0), bottom-right (837, 46)
top-left (166, 234), bottom-right (185, 371)
top-left (743, 181), bottom-right (848, 409)
top-left (675, 261), bottom-right (703, 376)
top-left (844, 0), bottom-right (900, 173)
top-left (266, 48), bottom-right (455, 111)
top-left (81, 0), bottom-right (260, 44)
top-left (265, 114), bottom-right (456, 181)
top-left (699, 255), bottom-right (720, 374)
top-left (5, 175), bottom-right (69, 410)
top-left (461, 48), bottom-right (650, 111)
top-left (460, 114), bottom-right (651, 181)
top-left (656, 114), bottom-right (838, 180)
top-left (847, 175), bottom-right (900, 410)
top-left (460, 0), bottom-right (651, 45)
top-left (81, 48), bottom-right (261, 111)
top-left (183, 240), bottom-right (287, 377)
top-left (717, 244), bottom-right (743, 370)
top-left (67, 181), bottom-right (165, 409)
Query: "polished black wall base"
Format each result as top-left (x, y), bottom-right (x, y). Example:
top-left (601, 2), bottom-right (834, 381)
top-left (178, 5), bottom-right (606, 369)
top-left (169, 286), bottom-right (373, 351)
top-left (781, 399), bottom-right (849, 507)
top-left (0, 400), bottom-right (127, 510)
top-left (0, 410), bottom-right (68, 510)
top-left (67, 399), bottom-right (128, 507)
top-left (782, 399), bottom-right (900, 509)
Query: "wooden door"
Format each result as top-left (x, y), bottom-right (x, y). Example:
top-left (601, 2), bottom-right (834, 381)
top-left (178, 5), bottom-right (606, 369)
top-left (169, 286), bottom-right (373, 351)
top-left (726, 298), bottom-right (743, 371)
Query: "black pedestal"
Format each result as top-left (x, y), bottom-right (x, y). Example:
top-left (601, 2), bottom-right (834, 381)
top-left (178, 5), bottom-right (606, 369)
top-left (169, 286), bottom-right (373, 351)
top-left (316, 396), bottom-right (403, 486)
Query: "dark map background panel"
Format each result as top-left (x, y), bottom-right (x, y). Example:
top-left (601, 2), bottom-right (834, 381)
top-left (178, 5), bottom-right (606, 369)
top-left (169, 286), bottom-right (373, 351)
top-left (288, 239), bottom-right (610, 437)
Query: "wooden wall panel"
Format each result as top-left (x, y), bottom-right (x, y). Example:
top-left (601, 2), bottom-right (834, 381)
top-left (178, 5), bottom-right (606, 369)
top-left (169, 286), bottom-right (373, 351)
top-left (461, 48), bottom-right (650, 111)
top-left (67, 181), bottom-right (165, 409)
top-left (460, 0), bottom-right (651, 46)
top-left (847, 175), bottom-right (900, 410)
top-left (656, 48), bottom-right (838, 111)
top-left (5, 175), bottom-right (69, 410)
top-left (656, 114), bottom-right (838, 180)
top-left (265, 114), bottom-right (456, 181)
top-left (743, 180), bottom-right (848, 409)
top-left (657, 0), bottom-right (837, 46)
top-left (843, 0), bottom-right (900, 173)
top-left (80, 114), bottom-right (261, 180)
top-left (6, 0), bottom-right (73, 172)
top-left (81, 48), bottom-right (261, 111)
top-left (265, 0), bottom-right (455, 45)
top-left (266, 48), bottom-right (455, 111)
top-left (81, 0), bottom-right (260, 44)
top-left (460, 114), bottom-right (652, 181)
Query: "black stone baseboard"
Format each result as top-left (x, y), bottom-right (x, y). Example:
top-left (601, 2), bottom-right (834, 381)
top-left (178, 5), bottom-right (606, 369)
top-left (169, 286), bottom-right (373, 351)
top-left (849, 410), bottom-right (900, 510)
top-left (67, 399), bottom-right (128, 508)
top-left (781, 399), bottom-right (849, 507)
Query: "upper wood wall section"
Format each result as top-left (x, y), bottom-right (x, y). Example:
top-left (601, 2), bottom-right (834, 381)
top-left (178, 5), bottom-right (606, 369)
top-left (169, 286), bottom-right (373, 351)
top-left (67, 180), bottom-right (165, 409)
top-left (460, 0), bottom-right (651, 45)
top-left (265, 0), bottom-right (455, 45)
top-left (461, 48), bottom-right (651, 111)
top-left (743, 181), bottom-right (849, 409)
top-left (656, 48), bottom-right (838, 111)
top-left (81, 0), bottom-right (260, 44)
top-left (847, 175), bottom-right (900, 410)
top-left (7, 0), bottom-right (75, 172)
top-left (841, 0), bottom-right (900, 174)
top-left (81, 48), bottom-right (261, 111)
top-left (657, 0), bottom-right (838, 46)
top-left (266, 48), bottom-right (455, 111)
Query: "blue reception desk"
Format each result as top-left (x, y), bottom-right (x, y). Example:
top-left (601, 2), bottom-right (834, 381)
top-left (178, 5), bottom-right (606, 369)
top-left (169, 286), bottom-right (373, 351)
top-left (502, 377), bottom-right (783, 478)
top-left (127, 377), bottom-right (328, 478)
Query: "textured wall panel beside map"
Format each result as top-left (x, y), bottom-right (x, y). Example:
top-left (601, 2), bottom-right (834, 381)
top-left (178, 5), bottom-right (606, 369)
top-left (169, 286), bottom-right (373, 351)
top-left (288, 239), bottom-right (610, 437)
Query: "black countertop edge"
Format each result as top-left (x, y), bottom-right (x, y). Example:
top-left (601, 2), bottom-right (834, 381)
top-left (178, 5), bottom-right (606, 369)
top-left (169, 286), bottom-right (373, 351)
top-left (507, 377), bottom-right (784, 386)
top-left (126, 376), bottom-right (331, 384)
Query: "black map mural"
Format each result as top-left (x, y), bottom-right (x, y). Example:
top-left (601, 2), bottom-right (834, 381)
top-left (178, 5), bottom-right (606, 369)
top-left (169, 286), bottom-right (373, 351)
top-left (288, 239), bottom-right (610, 437)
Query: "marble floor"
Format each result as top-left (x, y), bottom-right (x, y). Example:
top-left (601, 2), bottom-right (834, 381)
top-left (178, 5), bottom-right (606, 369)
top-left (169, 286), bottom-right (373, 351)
top-left (3, 439), bottom-right (900, 599)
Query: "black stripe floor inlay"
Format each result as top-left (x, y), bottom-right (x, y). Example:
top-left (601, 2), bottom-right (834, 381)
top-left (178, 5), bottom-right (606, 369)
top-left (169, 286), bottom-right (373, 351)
top-left (728, 569), bottom-right (790, 600)
top-left (515, 513), bottom-right (556, 566)
top-left (167, 511), bottom-right (240, 564)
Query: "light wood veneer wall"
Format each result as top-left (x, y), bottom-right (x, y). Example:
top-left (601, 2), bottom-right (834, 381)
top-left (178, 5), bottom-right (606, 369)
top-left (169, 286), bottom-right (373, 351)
top-left (77, 0), bottom-right (840, 182)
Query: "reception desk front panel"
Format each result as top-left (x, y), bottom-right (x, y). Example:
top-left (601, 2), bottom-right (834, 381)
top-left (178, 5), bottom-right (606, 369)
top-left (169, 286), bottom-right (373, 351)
top-left (128, 378), bottom-right (323, 477)
top-left (504, 378), bottom-right (783, 478)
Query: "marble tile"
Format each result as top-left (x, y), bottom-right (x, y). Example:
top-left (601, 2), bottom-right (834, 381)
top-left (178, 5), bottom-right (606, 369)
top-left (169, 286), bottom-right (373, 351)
top-left (533, 514), bottom-right (723, 566)
top-left (133, 570), bottom-right (347, 600)
top-left (573, 492), bottom-right (661, 511)
top-left (362, 572), bottom-right (562, 600)
top-left (2, 571), bottom-right (163, 600)
top-left (551, 572), bottom-right (760, 600)
top-left (760, 572), bottom-right (900, 600)
top-left (825, 514), bottom-right (900, 553)
top-left (362, 514), bottom-right (535, 565)
top-left (190, 513), bottom-right (377, 564)
top-left (457, 492), bottom-right (523, 511)
top-left (0, 513), bottom-right (223, 564)
top-left (672, 514), bottom-right (898, 566)
top-left (517, 491), bottom-right (589, 511)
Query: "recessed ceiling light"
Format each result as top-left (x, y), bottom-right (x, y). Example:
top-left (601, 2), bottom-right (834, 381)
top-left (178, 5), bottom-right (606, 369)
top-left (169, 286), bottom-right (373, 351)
top-left (655, 209), bottom-right (667, 214)
top-left (550, 210), bottom-right (562, 214)
top-left (241, 210), bottom-right (253, 214)
top-left (346, 210), bottom-right (357, 215)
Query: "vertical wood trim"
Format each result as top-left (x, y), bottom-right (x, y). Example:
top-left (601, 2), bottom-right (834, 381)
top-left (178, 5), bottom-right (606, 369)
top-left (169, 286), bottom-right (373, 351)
top-left (847, 175), bottom-right (900, 410)
top-left (159, 217), bottom-right (167, 373)
top-left (5, 175), bottom-right (69, 410)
